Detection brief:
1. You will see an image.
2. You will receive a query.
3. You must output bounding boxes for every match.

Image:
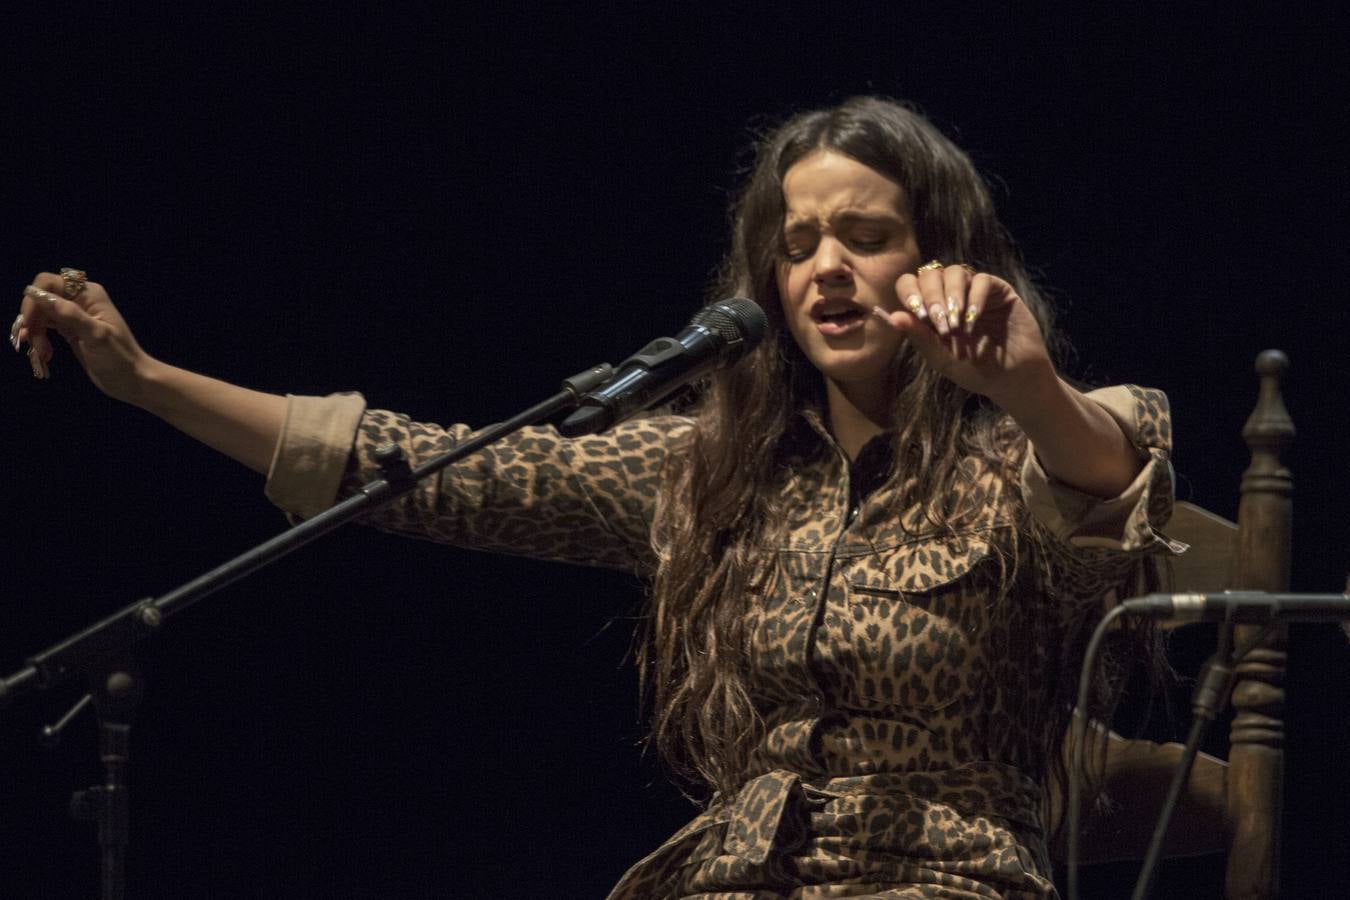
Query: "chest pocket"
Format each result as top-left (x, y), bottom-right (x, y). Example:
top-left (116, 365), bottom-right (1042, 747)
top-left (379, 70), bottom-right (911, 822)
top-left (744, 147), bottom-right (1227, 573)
top-left (820, 533), bottom-right (993, 714)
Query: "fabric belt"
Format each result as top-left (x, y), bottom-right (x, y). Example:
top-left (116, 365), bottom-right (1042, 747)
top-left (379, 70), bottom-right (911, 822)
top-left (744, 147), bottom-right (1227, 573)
top-left (606, 762), bottom-right (1045, 899)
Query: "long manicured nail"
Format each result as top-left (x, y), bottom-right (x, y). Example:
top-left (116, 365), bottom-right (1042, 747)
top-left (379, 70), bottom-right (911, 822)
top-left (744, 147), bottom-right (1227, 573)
top-left (945, 297), bottom-right (960, 330)
top-left (929, 304), bottom-right (948, 334)
top-left (964, 306), bottom-right (979, 333)
top-left (905, 294), bottom-right (926, 319)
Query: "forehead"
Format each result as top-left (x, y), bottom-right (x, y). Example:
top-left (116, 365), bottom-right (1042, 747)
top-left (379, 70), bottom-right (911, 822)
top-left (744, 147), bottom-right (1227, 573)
top-left (781, 150), bottom-right (908, 225)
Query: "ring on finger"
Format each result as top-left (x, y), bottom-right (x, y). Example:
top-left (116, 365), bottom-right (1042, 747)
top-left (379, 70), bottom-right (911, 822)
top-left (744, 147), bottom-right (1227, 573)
top-left (955, 263), bottom-right (977, 276)
top-left (59, 268), bottom-right (88, 299)
top-left (24, 285), bottom-right (57, 303)
top-left (916, 259), bottom-right (944, 273)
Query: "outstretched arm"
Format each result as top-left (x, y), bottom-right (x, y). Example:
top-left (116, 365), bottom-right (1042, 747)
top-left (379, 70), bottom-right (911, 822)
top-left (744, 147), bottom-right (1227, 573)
top-left (15, 273), bottom-right (285, 474)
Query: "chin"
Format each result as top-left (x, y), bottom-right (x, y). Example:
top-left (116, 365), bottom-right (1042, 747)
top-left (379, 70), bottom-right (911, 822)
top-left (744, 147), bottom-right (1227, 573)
top-left (808, 350), bottom-right (897, 386)
top-left (800, 335), bottom-right (900, 383)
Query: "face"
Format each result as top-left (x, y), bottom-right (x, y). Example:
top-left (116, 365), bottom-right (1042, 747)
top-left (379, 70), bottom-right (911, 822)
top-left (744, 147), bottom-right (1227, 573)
top-left (776, 150), bottom-right (921, 393)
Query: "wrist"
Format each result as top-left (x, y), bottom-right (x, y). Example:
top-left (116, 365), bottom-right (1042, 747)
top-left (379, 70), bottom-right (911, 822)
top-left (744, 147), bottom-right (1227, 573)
top-left (985, 358), bottom-right (1062, 418)
top-left (125, 355), bottom-right (173, 411)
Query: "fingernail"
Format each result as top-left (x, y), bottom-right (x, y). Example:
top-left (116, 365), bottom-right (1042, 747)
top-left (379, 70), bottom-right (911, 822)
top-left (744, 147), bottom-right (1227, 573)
top-left (905, 294), bottom-right (926, 319)
top-left (930, 304), bottom-right (948, 334)
top-left (946, 297), bottom-right (960, 329)
top-left (964, 307), bottom-right (979, 333)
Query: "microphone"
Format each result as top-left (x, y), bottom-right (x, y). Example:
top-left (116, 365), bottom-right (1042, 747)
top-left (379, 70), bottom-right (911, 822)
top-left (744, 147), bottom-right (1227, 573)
top-left (557, 298), bottom-right (767, 437)
top-left (1120, 591), bottom-right (1350, 623)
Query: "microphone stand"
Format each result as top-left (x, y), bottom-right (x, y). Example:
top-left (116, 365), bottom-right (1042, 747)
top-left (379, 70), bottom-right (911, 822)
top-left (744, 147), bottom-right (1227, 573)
top-left (0, 362), bottom-right (612, 900)
top-left (1128, 620), bottom-right (1238, 900)
top-left (1122, 611), bottom-right (1277, 900)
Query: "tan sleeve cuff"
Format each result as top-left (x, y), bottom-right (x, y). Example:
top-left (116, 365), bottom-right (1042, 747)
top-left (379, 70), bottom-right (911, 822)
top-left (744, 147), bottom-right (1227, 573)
top-left (1021, 385), bottom-right (1185, 553)
top-left (264, 392), bottom-right (366, 520)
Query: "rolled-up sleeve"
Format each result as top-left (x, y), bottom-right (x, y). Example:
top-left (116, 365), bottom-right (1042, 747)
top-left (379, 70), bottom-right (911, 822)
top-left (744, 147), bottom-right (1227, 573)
top-left (1021, 385), bottom-right (1187, 555)
top-left (264, 392), bottom-right (366, 521)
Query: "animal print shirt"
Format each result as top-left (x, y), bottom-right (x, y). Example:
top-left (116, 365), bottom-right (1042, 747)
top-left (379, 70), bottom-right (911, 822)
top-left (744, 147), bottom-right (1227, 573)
top-left (265, 385), bottom-right (1181, 899)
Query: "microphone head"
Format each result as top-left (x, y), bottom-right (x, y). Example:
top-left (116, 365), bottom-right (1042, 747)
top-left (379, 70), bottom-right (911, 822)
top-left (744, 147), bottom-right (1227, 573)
top-left (691, 297), bottom-right (767, 355)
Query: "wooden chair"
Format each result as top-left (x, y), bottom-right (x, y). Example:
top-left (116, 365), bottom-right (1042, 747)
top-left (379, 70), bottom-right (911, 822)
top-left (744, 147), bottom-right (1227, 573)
top-left (1223, 349), bottom-right (1292, 899)
top-left (1058, 350), bottom-right (1291, 899)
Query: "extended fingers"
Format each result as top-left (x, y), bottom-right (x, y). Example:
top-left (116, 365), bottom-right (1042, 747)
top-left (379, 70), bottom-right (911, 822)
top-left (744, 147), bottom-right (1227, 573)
top-left (10, 312), bottom-right (48, 379)
top-left (919, 265), bottom-right (952, 335)
top-left (15, 281), bottom-right (105, 379)
top-left (941, 265), bottom-right (980, 333)
top-left (896, 263), bottom-right (978, 337)
top-left (16, 274), bottom-right (65, 341)
top-left (15, 274), bottom-right (68, 377)
top-left (18, 286), bottom-right (59, 377)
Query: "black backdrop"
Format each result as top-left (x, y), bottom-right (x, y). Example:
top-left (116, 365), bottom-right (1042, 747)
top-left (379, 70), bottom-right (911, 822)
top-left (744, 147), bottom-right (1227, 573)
top-left (4, 5), bottom-right (1348, 898)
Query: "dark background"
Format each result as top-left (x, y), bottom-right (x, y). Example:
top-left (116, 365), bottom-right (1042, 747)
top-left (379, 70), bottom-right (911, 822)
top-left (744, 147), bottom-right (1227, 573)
top-left (4, 5), bottom-right (1347, 897)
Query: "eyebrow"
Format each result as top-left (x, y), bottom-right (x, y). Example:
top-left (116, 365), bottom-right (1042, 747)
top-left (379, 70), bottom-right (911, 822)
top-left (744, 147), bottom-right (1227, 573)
top-left (783, 210), bottom-right (907, 232)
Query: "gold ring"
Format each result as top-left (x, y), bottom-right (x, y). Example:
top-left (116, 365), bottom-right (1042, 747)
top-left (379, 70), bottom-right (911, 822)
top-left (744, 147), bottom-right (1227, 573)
top-left (916, 260), bottom-right (944, 273)
top-left (956, 263), bottom-right (977, 276)
top-left (60, 267), bottom-right (88, 300)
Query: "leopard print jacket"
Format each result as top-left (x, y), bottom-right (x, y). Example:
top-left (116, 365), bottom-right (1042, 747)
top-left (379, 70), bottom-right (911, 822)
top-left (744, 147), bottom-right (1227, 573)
top-left (265, 385), bottom-right (1182, 899)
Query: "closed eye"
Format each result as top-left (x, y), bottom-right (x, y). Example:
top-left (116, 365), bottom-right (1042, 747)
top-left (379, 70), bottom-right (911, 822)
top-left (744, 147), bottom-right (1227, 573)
top-left (850, 238), bottom-right (888, 252)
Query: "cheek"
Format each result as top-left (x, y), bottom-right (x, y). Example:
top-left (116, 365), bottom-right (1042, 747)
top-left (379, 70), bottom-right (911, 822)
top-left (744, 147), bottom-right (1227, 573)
top-left (859, 260), bottom-right (905, 299)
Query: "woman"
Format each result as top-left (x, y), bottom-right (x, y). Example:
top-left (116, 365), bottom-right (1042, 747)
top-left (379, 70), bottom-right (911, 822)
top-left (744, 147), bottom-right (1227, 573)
top-left (14, 97), bottom-right (1182, 897)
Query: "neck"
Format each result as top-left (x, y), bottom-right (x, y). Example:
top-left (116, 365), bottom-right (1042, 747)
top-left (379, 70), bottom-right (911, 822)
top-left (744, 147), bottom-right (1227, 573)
top-left (824, 377), bottom-right (891, 461)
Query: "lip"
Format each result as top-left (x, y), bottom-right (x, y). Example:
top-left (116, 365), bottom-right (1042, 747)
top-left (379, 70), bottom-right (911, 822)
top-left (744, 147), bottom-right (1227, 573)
top-left (809, 297), bottom-right (869, 337)
top-left (809, 297), bottom-right (864, 319)
top-left (815, 315), bottom-right (868, 337)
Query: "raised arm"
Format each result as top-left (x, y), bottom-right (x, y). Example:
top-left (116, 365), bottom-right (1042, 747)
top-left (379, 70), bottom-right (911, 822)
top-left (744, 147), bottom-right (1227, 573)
top-left (15, 273), bottom-right (285, 473)
top-left (876, 268), bottom-right (1143, 498)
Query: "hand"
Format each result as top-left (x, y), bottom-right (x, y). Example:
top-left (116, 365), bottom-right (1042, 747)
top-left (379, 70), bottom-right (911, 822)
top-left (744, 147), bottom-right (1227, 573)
top-left (12, 272), bottom-right (154, 404)
top-left (873, 264), bottom-right (1054, 406)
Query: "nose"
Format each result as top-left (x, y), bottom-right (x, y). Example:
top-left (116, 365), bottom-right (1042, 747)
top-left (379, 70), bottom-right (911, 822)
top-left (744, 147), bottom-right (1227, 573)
top-left (812, 236), bottom-right (852, 286)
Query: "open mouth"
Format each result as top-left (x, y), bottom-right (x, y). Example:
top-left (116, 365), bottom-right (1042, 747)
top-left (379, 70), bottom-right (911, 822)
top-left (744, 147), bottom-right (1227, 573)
top-left (810, 300), bottom-right (869, 334)
top-left (814, 308), bottom-right (867, 325)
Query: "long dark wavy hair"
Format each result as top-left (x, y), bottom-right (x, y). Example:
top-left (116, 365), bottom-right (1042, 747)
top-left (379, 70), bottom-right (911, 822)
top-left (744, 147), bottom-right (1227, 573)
top-left (640, 97), bottom-right (1159, 824)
